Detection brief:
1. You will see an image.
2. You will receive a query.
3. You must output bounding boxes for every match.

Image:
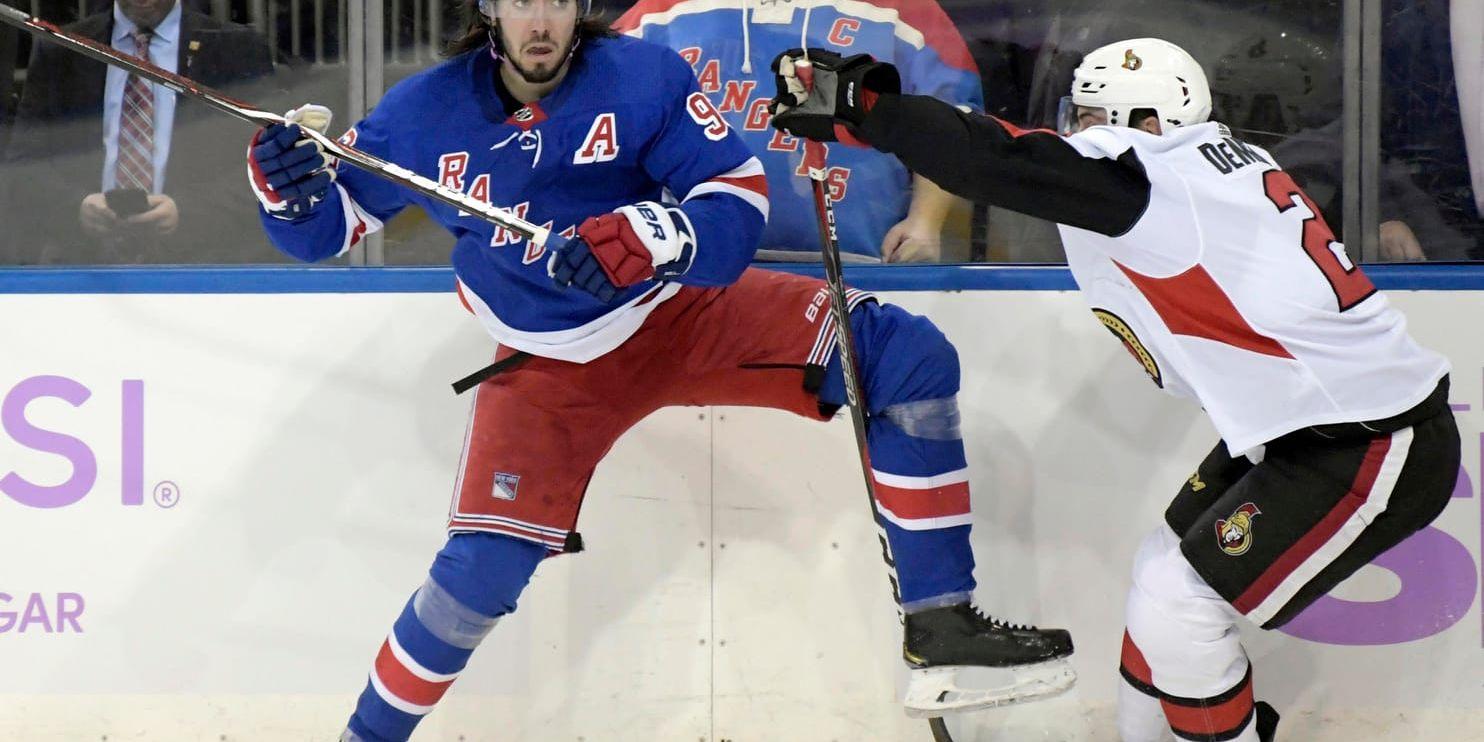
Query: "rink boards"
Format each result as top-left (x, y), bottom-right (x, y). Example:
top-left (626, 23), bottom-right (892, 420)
top-left (0, 268), bottom-right (1482, 741)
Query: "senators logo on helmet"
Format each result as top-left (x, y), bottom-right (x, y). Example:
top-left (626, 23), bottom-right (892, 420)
top-left (1216, 503), bottom-right (1262, 556)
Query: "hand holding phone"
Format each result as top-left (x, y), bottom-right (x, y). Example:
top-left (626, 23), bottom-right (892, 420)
top-left (104, 187), bottom-right (150, 218)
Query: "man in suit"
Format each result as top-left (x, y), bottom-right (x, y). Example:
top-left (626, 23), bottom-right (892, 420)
top-left (1, 0), bottom-right (275, 264)
top-left (0, 21), bottom-right (15, 149)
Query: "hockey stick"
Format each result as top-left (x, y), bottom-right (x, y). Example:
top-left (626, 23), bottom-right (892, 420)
top-left (794, 61), bottom-right (968, 742)
top-left (0, 3), bottom-right (564, 251)
top-left (794, 59), bottom-right (904, 612)
top-left (795, 51), bottom-right (962, 740)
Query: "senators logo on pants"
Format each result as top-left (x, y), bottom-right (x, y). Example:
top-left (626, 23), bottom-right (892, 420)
top-left (1216, 503), bottom-right (1262, 556)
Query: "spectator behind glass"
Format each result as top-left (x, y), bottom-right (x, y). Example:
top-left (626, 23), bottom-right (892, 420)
top-left (937, 0), bottom-right (1347, 262)
top-left (616, 0), bottom-right (982, 263)
top-left (1, 21), bottom-right (15, 154)
top-left (1379, 0), bottom-right (1482, 259)
top-left (0, 0), bottom-right (274, 264)
top-left (1453, 0), bottom-right (1483, 239)
top-left (1209, 30), bottom-right (1458, 262)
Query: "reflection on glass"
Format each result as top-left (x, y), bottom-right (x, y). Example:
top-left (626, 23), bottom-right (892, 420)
top-left (381, 0), bottom-right (463, 265)
top-left (941, 0), bottom-right (1345, 263)
top-left (1378, 0), bottom-right (1482, 261)
top-left (0, 0), bottom-right (349, 265)
top-left (2, 1), bottom-right (1474, 267)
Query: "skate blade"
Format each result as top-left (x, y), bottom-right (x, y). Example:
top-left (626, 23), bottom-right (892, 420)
top-left (903, 658), bottom-right (1076, 718)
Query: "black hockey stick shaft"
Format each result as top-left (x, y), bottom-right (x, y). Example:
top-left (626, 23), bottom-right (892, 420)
top-left (796, 61), bottom-right (903, 610)
top-left (0, 3), bottom-right (558, 247)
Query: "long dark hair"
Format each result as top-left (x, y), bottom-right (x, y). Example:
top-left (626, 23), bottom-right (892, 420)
top-left (445, 1), bottom-right (617, 58)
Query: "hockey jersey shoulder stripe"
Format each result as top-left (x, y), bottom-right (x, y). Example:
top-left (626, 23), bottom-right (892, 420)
top-left (684, 156), bottom-right (770, 218)
top-left (1116, 262), bottom-right (1294, 360)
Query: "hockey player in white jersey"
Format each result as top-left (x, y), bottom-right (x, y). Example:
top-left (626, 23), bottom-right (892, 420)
top-left (770, 38), bottom-right (1461, 742)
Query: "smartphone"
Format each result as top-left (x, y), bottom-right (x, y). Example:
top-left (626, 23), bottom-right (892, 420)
top-left (104, 187), bottom-right (150, 218)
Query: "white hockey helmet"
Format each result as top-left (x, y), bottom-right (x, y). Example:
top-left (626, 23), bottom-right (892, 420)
top-left (1060, 38), bottom-right (1212, 134)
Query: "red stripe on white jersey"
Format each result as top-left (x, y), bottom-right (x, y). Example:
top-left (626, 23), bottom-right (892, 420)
top-left (1117, 262), bottom-right (1295, 360)
top-left (370, 634), bottom-right (458, 714)
top-left (872, 468), bottom-right (972, 530)
top-left (1119, 630), bottom-right (1155, 688)
top-left (1234, 428), bottom-right (1412, 624)
top-left (1162, 670), bottom-right (1254, 740)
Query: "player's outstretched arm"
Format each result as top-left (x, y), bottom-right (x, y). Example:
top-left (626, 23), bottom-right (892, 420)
top-left (860, 95), bottom-right (1148, 236)
top-left (770, 51), bottom-right (1151, 238)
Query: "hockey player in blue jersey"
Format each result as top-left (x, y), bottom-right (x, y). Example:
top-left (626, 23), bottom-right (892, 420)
top-left (616, 0), bottom-right (981, 262)
top-left (246, 1), bottom-right (1073, 738)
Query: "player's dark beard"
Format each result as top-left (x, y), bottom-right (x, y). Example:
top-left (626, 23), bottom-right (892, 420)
top-left (498, 25), bottom-right (574, 85)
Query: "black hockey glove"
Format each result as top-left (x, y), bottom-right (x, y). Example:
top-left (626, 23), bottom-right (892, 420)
top-left (768, 49), bottom-right (900, 144)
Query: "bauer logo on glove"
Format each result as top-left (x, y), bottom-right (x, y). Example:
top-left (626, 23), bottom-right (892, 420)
top-left (547, 201), bottom-right (697, 302)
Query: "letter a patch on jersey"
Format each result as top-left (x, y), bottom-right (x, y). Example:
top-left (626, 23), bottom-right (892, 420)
top-left (574, 113), bottom-right (620, 165)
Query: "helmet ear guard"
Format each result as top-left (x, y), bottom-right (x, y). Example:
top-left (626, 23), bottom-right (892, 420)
top-left (1067, 38), bottom-right (1212, 133)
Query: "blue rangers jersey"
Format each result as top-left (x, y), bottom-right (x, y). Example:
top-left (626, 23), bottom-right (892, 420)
top-left (256, 35), bottom-right (769, 362)
top-left (616, 0), bottom-right (982, 259)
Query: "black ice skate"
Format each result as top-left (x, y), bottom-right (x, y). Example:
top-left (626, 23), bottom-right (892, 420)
top-left (1255, 700), bottom-right (1279, 742)
top-left (901, 603), bottom-right (1076, 717)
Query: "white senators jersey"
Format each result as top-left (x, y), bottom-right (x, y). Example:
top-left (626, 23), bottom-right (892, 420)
top-left (1059, 123), bottom-right (1449, 454)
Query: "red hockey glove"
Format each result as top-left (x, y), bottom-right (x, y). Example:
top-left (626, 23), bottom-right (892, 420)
top-left (548, 201), bottom-right (697, 302)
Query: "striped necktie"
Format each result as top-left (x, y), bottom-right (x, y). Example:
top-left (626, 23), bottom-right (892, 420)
top-left (117, 29), bottom-right (155, 192)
